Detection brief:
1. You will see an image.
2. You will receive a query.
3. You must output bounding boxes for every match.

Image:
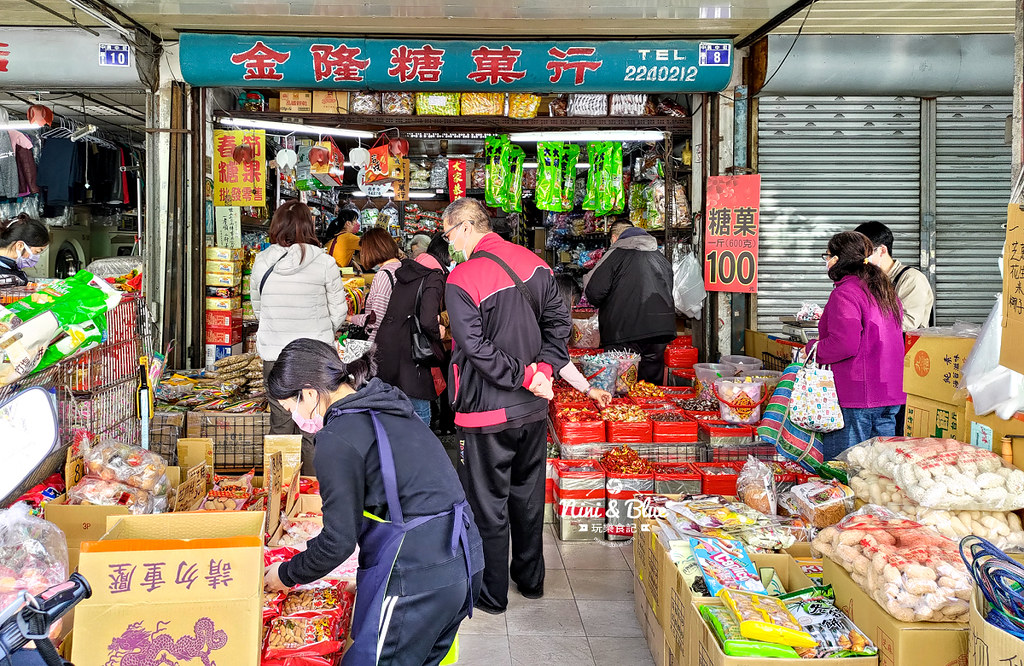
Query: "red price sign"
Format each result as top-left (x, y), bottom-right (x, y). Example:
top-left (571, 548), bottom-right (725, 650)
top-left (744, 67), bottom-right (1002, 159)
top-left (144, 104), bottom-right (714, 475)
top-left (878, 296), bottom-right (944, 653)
top-left (704, 175), bottom-right (760, 293)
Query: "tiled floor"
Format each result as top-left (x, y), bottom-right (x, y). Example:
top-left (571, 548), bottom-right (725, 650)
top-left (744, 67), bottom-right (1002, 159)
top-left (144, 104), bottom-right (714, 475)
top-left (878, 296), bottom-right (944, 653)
top-left (457, 525), bottom-right (653, 666)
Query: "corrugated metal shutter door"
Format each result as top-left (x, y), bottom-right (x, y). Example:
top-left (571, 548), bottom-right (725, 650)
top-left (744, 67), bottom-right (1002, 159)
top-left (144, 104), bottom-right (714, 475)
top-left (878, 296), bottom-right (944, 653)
top-left (934, 96), bottom-right (1012, 325)
top-left (756, 96), bottom-right (921, 334)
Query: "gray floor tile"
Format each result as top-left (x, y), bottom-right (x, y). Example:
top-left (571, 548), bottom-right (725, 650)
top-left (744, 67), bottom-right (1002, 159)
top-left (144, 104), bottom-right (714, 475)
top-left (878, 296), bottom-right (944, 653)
top-left (506, 599), bottom-right (586, 636)
top-left (508, 568), bottom-right (573, 607)
top-left (457, 633), bottom-right (513, 666)
top-left (511, 636), bottom-right (596, 666)
top-left (543, 540), bottom-right (565, 569)
top-left (625, 546), bottom-right (636, 571)
top-left (461, 606), bottom-right (508, 635)
top-left (577, 600), bottom-right (644, 638)
top-left (588, 636), bottom-right (655, 666)
top-left (559, 542), bottom-right (632, 570)
top-left (568, 569), bottom-right (635, 600)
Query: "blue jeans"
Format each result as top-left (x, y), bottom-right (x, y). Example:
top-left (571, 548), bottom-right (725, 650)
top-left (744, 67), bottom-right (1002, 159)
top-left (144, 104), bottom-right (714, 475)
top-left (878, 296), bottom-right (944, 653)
top-left (822, 405), bottom-right (901, 460)
top-left (410, 398), bottom-right (432, 426)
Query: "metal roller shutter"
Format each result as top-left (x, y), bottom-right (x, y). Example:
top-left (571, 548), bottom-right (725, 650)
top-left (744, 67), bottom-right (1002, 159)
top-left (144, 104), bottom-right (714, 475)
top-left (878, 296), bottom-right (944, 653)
top-left (756, 96), bottom-right (921, 334)
top-left (934, 96), bottom-right (1012, 325)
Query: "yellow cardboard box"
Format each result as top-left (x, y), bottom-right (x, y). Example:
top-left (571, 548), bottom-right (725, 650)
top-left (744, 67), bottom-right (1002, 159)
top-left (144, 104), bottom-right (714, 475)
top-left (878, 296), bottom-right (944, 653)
top-left (279, 90), bottom-right (312, 113)
top-left (904, 394), bottom-right (966, 440)
top-left (205, 247), bottom-right (244, 262)
top-left (824, 557), bottom-right (968, 666)
top-left (312, 90), bottom-right (350, 114)
top-left (969, 585), bottom-right (1024, 665)
top-left (264, 435), bottom-right (303, 483)
top-left (903, 334), bottom-right (976, 405)
top-left (72, 512), bottom-right (264, 666)
top-left (964, 398), bottom-right (1024, 467)
top-left (694, 598), bottom-right (878, 666)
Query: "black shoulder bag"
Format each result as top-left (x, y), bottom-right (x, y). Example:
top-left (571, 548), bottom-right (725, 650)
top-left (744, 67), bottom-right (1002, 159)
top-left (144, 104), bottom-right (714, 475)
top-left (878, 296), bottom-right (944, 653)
top-left (474, 251), bottom-right (540, 320)
top-left (409, 277), bottom-right (442, 367)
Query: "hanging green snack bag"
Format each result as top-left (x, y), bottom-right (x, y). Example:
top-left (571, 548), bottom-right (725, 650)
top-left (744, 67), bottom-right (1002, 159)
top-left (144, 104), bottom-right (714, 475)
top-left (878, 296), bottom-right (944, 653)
top-left (560, 144), bottom-right (580, 211)
top-left (699, 605), bottom-right (801, 658)
top-left (535, 142), bottom-right (564, 212)
top-left (595, 143), bottom-right (617, 216)
top-left (503, 144), bottom-right (525, 214)
top-left (608, 142), bottom-right (625, 214)
top-left (485, 135), bottom-right (508, 209)
top-left (582, 143), bottom-right (602, 211)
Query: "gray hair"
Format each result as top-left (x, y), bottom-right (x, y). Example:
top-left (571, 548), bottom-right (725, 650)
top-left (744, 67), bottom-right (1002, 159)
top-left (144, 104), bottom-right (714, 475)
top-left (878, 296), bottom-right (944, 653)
top-left (410, 234), bottom-right (431, 251)
top-left (442, 197), bottom-right (492, 232)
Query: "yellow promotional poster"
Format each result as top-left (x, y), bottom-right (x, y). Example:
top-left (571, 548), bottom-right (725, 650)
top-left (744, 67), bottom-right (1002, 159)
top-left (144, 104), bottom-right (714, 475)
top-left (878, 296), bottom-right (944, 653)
top-left (213, 129), bottom-right (266, 206)
top-left (1001, 203), bottom-right (1024, 372)
top-left (72, 512), bottom-right (264, 666)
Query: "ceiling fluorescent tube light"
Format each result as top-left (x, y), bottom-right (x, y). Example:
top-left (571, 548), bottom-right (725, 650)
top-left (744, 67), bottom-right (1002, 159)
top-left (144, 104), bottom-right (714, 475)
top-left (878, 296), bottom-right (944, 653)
top-left (63, 0), bottom-right (134, 39)
top-left (217, 116), bottom-right (374, 139)
top-left (409, 192), bottom-right (437, 199)
top-left (0, 121), bottom-right (38, 131)
top-left (509, 130), bottom-right (664, 143)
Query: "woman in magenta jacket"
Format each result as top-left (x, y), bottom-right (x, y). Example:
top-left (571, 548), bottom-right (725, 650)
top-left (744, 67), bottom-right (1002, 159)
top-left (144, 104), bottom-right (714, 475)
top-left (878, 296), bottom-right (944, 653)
top-left (812, 231), bottom-right (906, 460)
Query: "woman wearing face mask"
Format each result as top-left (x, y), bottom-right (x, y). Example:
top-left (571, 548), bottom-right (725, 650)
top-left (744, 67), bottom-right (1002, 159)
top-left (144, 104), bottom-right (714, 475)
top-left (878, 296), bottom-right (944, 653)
top-left (0, 214), bottom-right (50, 288)
top-left (263, 338), bottom-right (484, 666)
top-left (811, 231), bottom-right (905, 460)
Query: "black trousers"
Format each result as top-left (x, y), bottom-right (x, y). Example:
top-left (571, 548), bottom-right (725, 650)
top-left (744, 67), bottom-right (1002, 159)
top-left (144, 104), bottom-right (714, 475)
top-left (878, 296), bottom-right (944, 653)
top-left (372, 571), bottom-right (482, 666)
top-left (458, 419), bottom-right (547, 610)
top-left (606, 341), bottom-right (669, 385)
top-left (262, 360), bottom-right (317, 475)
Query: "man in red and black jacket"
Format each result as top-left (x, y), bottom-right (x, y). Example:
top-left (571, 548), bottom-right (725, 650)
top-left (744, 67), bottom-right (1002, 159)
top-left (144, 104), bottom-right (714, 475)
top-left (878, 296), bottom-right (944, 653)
top-left (443, 197), bottom-right (571, 614)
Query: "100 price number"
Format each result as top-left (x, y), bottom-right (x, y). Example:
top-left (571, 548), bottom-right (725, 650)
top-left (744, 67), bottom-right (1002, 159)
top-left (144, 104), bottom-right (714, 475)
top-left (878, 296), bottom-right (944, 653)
top-left (706, 250), bottom-right (756, 287)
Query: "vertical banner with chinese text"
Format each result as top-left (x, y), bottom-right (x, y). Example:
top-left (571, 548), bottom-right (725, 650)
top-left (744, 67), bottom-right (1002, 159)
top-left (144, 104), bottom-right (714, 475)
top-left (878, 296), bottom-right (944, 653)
top-left (448, 159), bottom-right (467, 201)
top-left (1000, 204), bottom-right (1024, 371)
top-left (704, 175), bottom-right (760, 293)
top-left (213, 129), bottom-right (266, 206)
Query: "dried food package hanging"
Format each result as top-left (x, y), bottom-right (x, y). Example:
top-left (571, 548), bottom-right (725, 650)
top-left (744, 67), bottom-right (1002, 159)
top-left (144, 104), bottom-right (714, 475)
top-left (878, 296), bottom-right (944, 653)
top-left (484, 135), bottom-right (509, 209)
top-left (582, 142), bottom-right (604, 211)
top-left (502, 143), bottom-right (525, 214)
top-left (560, 144), bottom-right (581, 212)
top-left (535, 142), bottom-right (566, 212)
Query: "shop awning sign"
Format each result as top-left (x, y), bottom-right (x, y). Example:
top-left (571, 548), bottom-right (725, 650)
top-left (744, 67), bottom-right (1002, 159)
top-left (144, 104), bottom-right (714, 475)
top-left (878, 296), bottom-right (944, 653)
top-left (179, 34), bottom-right (733, 93)
top-left (704, 175), bottom-right (760, 294)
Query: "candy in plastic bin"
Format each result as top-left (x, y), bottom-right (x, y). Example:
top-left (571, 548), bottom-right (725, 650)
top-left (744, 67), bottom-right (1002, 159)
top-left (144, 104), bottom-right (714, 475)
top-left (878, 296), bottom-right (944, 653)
top-left (690, 536), bottom-right (765, 596)
top-left (700, 605), bottom-right (800, 658)
top-left (718, 589), bottom-right (818, 649)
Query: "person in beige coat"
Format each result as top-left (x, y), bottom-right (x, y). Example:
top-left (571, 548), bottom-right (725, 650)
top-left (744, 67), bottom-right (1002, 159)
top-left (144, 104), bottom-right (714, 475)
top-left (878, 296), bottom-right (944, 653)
top-left (252, 201), bottom-right (348, 472)
top-left (855, 221), bottom-right (934, 332)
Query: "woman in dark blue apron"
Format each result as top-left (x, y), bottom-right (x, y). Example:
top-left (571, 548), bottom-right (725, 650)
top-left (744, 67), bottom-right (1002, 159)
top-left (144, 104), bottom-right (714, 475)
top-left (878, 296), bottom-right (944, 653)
top-left (263, 338), bottom-right (484, 665)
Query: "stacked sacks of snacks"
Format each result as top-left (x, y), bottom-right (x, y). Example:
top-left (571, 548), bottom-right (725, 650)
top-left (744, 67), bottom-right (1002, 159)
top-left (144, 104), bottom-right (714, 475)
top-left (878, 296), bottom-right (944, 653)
top-left (844, 437), bottom-right (1024, 550)
top-left (66, 439), bottom-right (172, 514)
top-left (813, 505), bottom-right (973, 623)
top-left (156, 353), bottom-right (267, 414)
top-left (0, 503), bottom-right (69, 641)
top-left (261, 565), bottom-right (356, 664)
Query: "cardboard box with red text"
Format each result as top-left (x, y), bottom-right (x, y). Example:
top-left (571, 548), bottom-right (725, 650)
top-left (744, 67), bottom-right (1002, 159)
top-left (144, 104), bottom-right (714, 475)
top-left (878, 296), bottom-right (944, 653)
top-left (903, 334), bottom-right (976, 405)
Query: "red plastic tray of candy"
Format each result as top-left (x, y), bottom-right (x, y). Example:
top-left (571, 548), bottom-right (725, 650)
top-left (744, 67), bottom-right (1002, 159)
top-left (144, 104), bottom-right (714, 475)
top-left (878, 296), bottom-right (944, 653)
top-left (647, 411), bottom-right (699, 442)
top-left (690, 462), bottom-right (745, 495)
top-left (605, 420), bottom-right (653, 444)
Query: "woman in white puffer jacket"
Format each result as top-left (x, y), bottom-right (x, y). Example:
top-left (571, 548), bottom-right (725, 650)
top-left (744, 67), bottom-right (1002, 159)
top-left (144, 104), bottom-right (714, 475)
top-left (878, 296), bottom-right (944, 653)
top-left (252, 201), bottom-right (348, 472)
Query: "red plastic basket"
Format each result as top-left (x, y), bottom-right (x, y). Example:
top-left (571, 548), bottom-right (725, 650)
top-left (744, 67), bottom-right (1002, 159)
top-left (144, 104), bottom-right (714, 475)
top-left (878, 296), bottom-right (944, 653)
top-left (691, 462), bottom-right (745, 495)
top-left (665, 345), bottom-right (698, 369)
top-left (606, 420), bottom-right (653, 444)
top-left (635, 398), bottom-right (680, 411)
top-left (669, 335), bottom-right (693, 347)
top-left (653, 462), bottom-right (702, 494)
top-left (556, 417), bottom-right (606, 445)
top-left (648, 412), bottom-right (699, 443)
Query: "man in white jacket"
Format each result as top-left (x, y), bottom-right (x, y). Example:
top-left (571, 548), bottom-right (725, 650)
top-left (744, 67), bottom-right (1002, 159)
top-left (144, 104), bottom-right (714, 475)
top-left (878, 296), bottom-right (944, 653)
top-left (251, 201), bottom-right (348, 472)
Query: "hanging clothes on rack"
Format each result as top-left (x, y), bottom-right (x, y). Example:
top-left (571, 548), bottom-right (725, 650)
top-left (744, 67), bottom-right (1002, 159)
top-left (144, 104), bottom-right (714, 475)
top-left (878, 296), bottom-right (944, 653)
top-left (9, 131), bottom-right (39, 197)
top-left (36, 138), bottom-right (82, 207)
top-left (0, 108), bottom-right (19, 200)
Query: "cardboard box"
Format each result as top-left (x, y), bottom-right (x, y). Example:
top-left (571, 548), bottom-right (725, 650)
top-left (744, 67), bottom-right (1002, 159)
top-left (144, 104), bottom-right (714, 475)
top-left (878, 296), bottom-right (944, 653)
top-left (694, 598), bottom-right (878, 666)
top-left (72, 512), bottom-right (264, 666)
top-left (965, 398), bottom-right (1024, 466)
top-left (206, 271), bottom-right (242, 288)
top-left (969, 585), bottom-right (1024, 665)
top-left (903, 334), bottom-right (976, 405)
top-left (904, 394), bottom-right (966, 440)
top-left (206, 309), bottom-right (243, 329)
top-left (205, 343), bottom-right (243, 370)
top-left (177, 437), bottom-right (215, 486)
top-left (265, 435), bottom-right (303, 483)
top-left (279, 90), bottom-right (313, 113)
top-left (205, 324), bottom-right (243, 346)
top-left (206, 296), bottom-right (242, 311)
top-left (206, 247), bottom-right (244, 262)
top-left (744, 329), bottom-right (768, 361)
top-left (205, 259), bottom-right (243, 276)
top-left (312, 90), bottom-right (350, 114)
top-left (824, 557), bottom-right (967, 666)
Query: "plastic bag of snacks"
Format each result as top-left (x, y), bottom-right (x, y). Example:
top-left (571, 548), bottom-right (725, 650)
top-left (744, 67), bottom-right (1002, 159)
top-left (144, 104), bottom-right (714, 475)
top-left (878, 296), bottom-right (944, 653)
top-left (381, 91), bottom-right (415, 115)
top-left (264, 614), bottom-right (343, 658)
top-left (787, 480), bottom-right (854, 528)
top-left (568, 93), bottom-right (608, 117)
top-left (813, 505), bottom-right (972, 622)
top-left (737, 457), bottom-right (777, 515)
top-left (67, 476), bottom-right (162, 514)
top-left (461, 92), bottom-right (504, 115)
top-left (579, 353), bottom-right (620, 394)
top-left (0, 503), bottom-right (68, 639)
top-left (691, 537), bottom-right (765, 596)
top-left (842, 437), bottom-right (1024, 511)
top-left (508, 93), bottom-right (541, 119)
top-left (416, 92), bottom-right (460, 115)
top-left (609, 350), bottom-right (641, 395)
top-left (610, 93), bottom-right (651, 116)
top-left (719, 589), bottom-right (818, 649)
top-left (350, 91), bottom-right (382, 115)
top-left (700, 605), bottom-right (800, 658)
top-left (213, 468), bottom-right (255, 493)
top-left (570, 312), bottom-right (601, 349)
top-left (782, 585), bottom-right (877, 658)
top-left (84, 439), bottom-right (170, 493)
top-left (282, 580), bottom-right (352, 617)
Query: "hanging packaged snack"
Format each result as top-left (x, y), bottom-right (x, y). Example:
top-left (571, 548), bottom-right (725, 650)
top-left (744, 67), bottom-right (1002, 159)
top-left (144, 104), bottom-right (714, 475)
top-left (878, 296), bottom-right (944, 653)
top-left (699, 605), bottom-right (801, 658)
top-left (484, 135), bottom-right (509, 209)
top-left (471, 161), bottom-right (487, 189)
top-left (596, 143), bottom-right (624, 216)
top-left (415, 92), bottom-right (460, 116)
top-left (782, 585), bottom-right (877, 658)
top-left (657, 97), bottom-right (689, 117)
top-left (718, 589), bottom-right (818, 649)
top-left (582, 143), bottom-right (603, 211)
top-left (560, 144), bottom-right (581, 211)
top-left (508, 93), bottom-right (541, 119)
top-left (568, 93), bottom-right (608, 117)
top-left (610, 93), bottom-right (650, 117)
top-left (690, 536), bottom-right (765, 596)
top-left (381, 91), bottom-right (415, 115)
top-left (429, 155), bottom-right (448, 189)
top-left (461, 92), bottom-right (505, 115)
top-left (535, 142), bottom-right (566, 212)
top-left (502, 143), bottom-right (525, 214)
top-left (350, 91), bottom-right (382, 115)
top-left (549, 94), bottom-right (569, 117)
top-left (672, 183), bottom-right (691, 227)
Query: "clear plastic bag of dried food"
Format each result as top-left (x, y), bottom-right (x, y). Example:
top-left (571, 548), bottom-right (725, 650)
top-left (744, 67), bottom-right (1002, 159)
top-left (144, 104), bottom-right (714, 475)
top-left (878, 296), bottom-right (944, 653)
top-left (610, 93), bottom-right (650, 116)
top-left (509, 93), bottom-right (541, 119)
top-left (350, 91), bottom-right (382, 115)
top-left (382, 91), bottom-right (415, 115)
top-left (568, 94), bottom-right (608, 117)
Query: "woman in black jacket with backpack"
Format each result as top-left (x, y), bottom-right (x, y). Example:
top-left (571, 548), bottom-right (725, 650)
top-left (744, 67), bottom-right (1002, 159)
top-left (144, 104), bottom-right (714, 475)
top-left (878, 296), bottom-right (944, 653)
top-left (376, 257), bottom-right (445, 425)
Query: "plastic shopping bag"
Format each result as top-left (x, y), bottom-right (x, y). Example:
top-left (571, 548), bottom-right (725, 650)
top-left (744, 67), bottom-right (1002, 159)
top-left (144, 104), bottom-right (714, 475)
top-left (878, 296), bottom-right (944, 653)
top-left (673, 248), bottom-right (705, 319)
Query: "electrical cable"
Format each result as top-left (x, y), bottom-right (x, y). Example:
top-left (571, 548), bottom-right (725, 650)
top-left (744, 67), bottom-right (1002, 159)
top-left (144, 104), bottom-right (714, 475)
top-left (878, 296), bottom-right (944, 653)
top-left (960, 535), bottom-right (1024, 639)
top-left (759, 0), bottom-right (817, 93)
